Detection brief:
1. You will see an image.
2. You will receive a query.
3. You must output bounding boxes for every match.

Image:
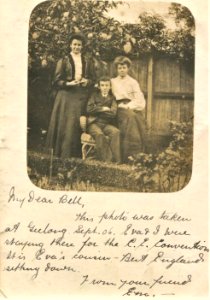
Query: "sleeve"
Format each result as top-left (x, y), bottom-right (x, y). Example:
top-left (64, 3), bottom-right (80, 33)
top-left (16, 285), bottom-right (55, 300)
top-left (52, 59), bottom-right (67, 88)
top-left (86, 94), bottom-right (103, 115)
top-left (110, 78), bottom-right (120, 100)
top-left (127, 79), bottom-right (146, 110)
top-left (110, 97), bottom-right (117, 115)
top-left (85, 58), bottom-right (97, 87)
top-left (102, 97), bottom-right (117, 118)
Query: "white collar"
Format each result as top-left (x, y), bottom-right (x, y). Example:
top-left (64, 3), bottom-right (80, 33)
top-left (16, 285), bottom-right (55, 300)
top-left (117, 75), bottom-right (129, 80)
top-left (70, 52), bottom-right (81, 58)
top-left (102, 93), bottom-right (108, 98)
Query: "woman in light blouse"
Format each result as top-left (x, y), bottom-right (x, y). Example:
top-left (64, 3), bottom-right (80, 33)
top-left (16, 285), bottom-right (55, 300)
top-left (111, 56), bottom-right (146, 162)
top-left (46, 34), bottom-right (96, 158)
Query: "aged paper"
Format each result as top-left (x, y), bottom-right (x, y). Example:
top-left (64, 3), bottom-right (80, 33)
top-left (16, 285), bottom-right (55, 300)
top-left (0, 0), bottom-right (208, 299)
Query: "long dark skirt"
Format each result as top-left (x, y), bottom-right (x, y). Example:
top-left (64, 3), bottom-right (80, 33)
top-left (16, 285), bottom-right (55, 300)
top-left (46, 87), bottom-right (87, 159)
top-left (117, 108), bottom-right (146, 162)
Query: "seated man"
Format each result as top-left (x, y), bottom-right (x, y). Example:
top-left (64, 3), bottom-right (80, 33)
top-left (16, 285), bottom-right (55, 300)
top-left (86, 77), bottom-right (121, 163)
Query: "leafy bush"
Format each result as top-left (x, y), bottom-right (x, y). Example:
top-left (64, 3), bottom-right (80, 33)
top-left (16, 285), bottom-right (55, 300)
top-left (28, 151), bottom-right (138, 191)
top-left (129, 120), bottom-right (193, 192)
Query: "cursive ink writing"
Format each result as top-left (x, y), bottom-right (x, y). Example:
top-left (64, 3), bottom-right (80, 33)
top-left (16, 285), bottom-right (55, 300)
top-left (8, 186), bottom-right (53, 208)
top-left (122, 288), bottom-right (151, 297)
top-left (147, 251), bottom-right (205, 269)
top-left (5, 237), bottom-right (44, 252)
top-left (6, 250), bottom-right (26, 260)
top-left (164, 227), bottom-right (190, 236)
top-left (34, 249), bottom-right (65, 261)
top-left (80, 274), bottom-right (116, 287)
top-left (7, 186), bottom-right (85, 208)
top-left (28, 190), bottom-right (53, 205)
top-left (59, 194), bottom-right (84, 208)
top-left (76, 237), bottom-right (98, 253)
top-left (75, 212), bottom-right (93, 222)
top-left (119, 278), bottom-right (149, 289)
top-left (159, 211), bottom-right (191, 222)
top-left (72, 253), bottom-right (111, 261)
top-left (120, 252), bottom-right (148, 263)
top-left (50, 236), bottom-right (75, 248)
top-left (132, 214), bottom-right (154, 221)
top-left (28, 221), bottom-right (67, 240)
top-left (74, 225), bottom-right (100, 237)
top-left (122, 224), bottom-right (150, 236)
top-left (151, 239), bottom-right (209, 252)
top-left (8, 186), bottom-right (25, 208)
top-left (2, 204), bottom-right (208, 297)
top-left (44, 263), bottom-right (76, 273)
top-left (149, 274), bottom-right (192, 289)
top-left (4, 262), bottom-right (40, 280)
top-left (125, 237), bottom-right (149, 248)
top-left (98, 210), bottom-right (128, 224)
top-left (4, 222), bottom-right (20, 233)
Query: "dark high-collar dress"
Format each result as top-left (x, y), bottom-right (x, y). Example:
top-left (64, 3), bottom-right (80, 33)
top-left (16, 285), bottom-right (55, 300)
top-left (46, 54), bottom-right (96, 158)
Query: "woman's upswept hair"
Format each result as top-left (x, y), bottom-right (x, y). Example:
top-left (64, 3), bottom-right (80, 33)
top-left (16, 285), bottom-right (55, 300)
top-left (69, 33), bottom-right (86, 46)
top-left (113, 56), bottom-right (132, 68)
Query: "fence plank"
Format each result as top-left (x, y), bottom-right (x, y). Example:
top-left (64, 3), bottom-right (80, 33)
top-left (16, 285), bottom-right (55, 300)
top-left (153, 98), bottom-right (194, 135)
top-left (153, 99), bottom-right (172, 134)
top-left (154, 58), bottom-right (171, 92)
top-left (146, 55), bottom-right (154, 131)
top-left (180, 64), bottom-right (194, 93)
top-left (154, 58), bottom-right (181, 93)
top-left (180, 100), bottom-right (194, 122)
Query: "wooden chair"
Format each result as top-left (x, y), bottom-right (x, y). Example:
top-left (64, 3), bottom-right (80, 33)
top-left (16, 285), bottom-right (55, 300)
top-left (80, 116), bottom-right (96, 159)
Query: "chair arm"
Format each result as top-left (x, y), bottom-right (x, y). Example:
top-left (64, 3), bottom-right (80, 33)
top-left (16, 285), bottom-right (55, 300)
top-left (80, 116), bottom-right (87, 132)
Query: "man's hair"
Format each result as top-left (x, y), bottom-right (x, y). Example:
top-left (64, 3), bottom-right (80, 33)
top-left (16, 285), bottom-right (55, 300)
top-left (98, 76), bottom-right (111, 85)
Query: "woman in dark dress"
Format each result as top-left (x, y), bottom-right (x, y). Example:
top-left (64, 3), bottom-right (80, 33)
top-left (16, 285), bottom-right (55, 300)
top-left (46, 34), bottom-right (96, 158)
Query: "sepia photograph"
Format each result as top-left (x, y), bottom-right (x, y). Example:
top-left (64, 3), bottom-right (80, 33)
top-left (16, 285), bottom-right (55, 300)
top-left (27, 0), bottom-right (195, 192)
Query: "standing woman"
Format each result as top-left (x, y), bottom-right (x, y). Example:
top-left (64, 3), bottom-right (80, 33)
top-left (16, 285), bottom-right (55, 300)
top-left (111, 56), bottom-right (146, 162)
top-left (46, 34), bottom-right (96, 159)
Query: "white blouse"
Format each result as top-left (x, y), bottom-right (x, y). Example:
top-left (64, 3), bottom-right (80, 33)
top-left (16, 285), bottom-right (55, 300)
top-left (71, 52), bottom-right (82, 81)
top-left (111, 75), bottom-right (146, 111)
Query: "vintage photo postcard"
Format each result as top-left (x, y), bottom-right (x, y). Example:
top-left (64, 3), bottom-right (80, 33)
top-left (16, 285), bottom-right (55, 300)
top-left (0, 0), bottom-right (209, 299)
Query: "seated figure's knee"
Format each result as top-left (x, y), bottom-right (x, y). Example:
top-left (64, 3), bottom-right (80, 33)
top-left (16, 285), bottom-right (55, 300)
top-left (112, 128), bottom-right (120, 138)
top-left (94, 133), bottom-right (107, 144)
top-left (113, 129), bottom-right (120, 137)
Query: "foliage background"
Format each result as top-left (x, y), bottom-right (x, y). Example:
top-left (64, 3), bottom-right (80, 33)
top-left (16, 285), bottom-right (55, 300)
top-left (28, 0), bottom-right (195, 70)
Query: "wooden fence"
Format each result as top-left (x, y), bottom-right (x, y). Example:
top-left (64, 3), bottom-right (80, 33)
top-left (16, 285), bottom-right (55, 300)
top-left (28, 55), bottom-right (194, 138)
top-left (107, 55), bottom-right (194, 135)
